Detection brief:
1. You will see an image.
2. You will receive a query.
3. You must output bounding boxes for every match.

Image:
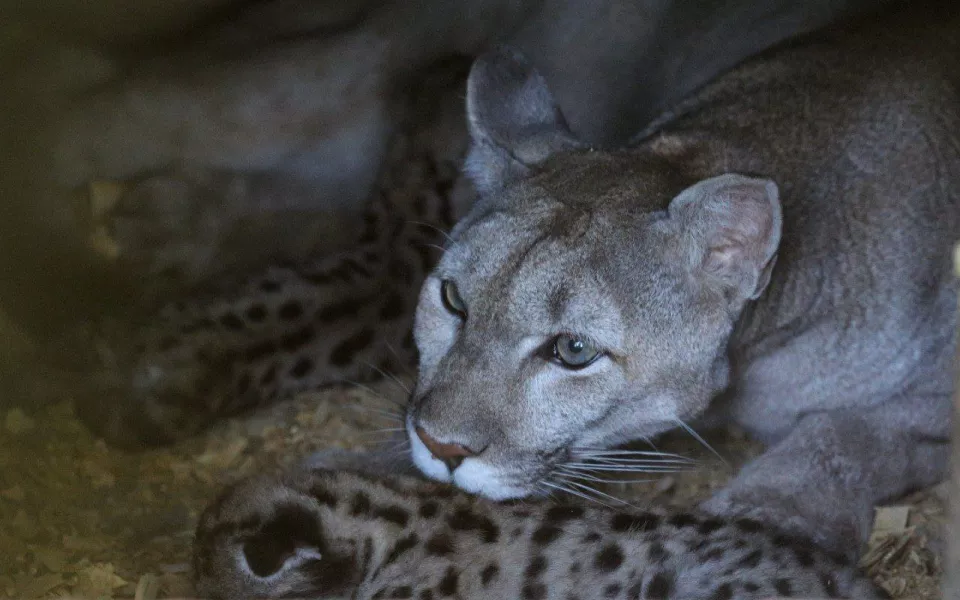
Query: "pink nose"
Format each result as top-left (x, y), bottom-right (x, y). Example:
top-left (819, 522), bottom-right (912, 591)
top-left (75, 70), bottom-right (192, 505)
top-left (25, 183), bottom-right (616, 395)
top-left (416, 426), bottom-right (476, 471)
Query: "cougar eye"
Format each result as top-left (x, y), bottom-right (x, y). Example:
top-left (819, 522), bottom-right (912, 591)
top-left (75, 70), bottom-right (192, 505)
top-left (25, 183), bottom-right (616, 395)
top-left (440, 280), bottom-right (467, 318)
top-left (553, 334), bottom-right (601, 369)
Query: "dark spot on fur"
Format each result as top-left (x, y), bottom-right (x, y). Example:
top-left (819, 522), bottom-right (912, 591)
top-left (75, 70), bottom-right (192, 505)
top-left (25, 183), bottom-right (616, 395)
top-left (611, 512), bottom-right (661, 533)
top-left (420, 485), bottom-right (455, 499)
top-left (437, 567), bottom-right (458, 596)
top-left (775, 579), bottom-right (792, 596)
top-left (413, 192), bottom-right (427, 216)
top-left (426, 533), bottom-right (454, 556)
top-left (376, 356), bottom-right (399, 378)
top-left (384, 533), bottom-right (419, 566)
top-left (626, 581), bottom-right (644, 598)
top-left (736, 519), bottom-right (765, 534)
top-left (304, 271), bottom-right (333, 285)
top-left (525, 555), bottom-right (547, 578)
top-left (531, 525), bottom-right (562, 545)
top-left (330, 329), bottom-right (375, 367)
top-left (342, 256), bottom-right (373, 278)
top-left (259, 280), bottom-right (281, 292)
top-left (388, 258), bottom-right (414, 282)
top-left (594, 543), bottom-right (624, 572)
top-left (245, 340), bottom-right (278, 362)
top-left (480, 564), bottom-right (499, 586)
top-left (697, 518), bottom-right (724, 535)
top-left (419, 590), bottom-right (433, 600)
top-left (522, 583), bottom-right (546, 600)
top-left (281, 325), bottom-right (315, 351)
top-left (309, 484), bottom-right (337, 507)
top-left (743, 582), bottom-right (759, 593)
top-left (737, 549), bottom-right (762, 569)
top-left (260, 364), bottom-right (277, 386)
top-left (648, 542), bottom-right (668, 563)
top-left (380, 293), bottom-right (405, 320)
top-left (374, 505), bottom-right (410, 527)
top-left (278, 300), bottom-right (304, 321)
top-left (712, 583), bottom-right (733, 600)
top-left (419, 502), bottom-right (438, 518)
top-left (448, 507), bottom-right (499, 543)
top-left (350, 492), bottom-right (371, 516)
top-left (821, 573), bottom-right (839, 597)
top-left (604, 583), bottom-right (621, 598)
top-left (372, 589), bottom-right (386, 600)
top-left (236, 371), bottom-right (251, 396)
top-left (290, 356), bottom-right (313, 378)
top-left (667, 513), bottom-right (698, 528)
top-left (317, 297), bottom-right (370, 322)
top-left (392, 586), bottom-right (413, 598)
top-left (219, 312), bottom-right (245, 331)
top-left (181, 316), bottom-right (216, 334)
top-left (583, 532), bottom-right (601, 543)
top-left (246, 303), bottom-right (267, 322)
top-left (793, 545), bottom-right (815, 567)
top-left (545, 505), bottom-right (584, 523)
top-left (158, 336), bottom-right (179, 351)
top-left (401, 330), bottom-right (415, 350)
top-left (413, 240), bottom-right (436, 271)
top-left (703, 547), bottom-right (725, 561)
top-left (570, 562), bottom-right (581, 574)
top-left (646, 572), bottom-right (673, 597)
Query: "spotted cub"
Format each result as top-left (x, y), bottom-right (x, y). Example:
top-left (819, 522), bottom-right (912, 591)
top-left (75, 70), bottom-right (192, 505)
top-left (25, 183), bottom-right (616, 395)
top-left (193, 468), bottom-right (883, 599)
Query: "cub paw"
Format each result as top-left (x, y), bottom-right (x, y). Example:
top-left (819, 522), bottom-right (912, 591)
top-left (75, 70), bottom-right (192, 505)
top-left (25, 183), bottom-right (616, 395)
top-left (86, 173), bottom-right (233, 291)
top-left (77, 314), bottom-right (244, 448)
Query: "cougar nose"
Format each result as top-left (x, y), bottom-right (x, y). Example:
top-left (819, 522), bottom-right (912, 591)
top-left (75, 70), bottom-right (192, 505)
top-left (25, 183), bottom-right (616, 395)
top-left (415, 426), bottom-right (476, 472)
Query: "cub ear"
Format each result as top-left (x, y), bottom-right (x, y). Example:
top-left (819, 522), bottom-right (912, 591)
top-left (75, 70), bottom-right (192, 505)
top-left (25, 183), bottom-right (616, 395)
top-left (241, 504), bottom-right (324, 578)
top-left (668, 174), bottom-right (782, 302)
top-left (464, 47), bottom-right (581, 194)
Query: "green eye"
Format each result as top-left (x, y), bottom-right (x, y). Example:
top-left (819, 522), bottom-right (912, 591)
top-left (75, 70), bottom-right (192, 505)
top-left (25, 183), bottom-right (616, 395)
top-left (553, 334), bottom-right (601, 369)
top-left (440, 280), bottom-right (467, 318)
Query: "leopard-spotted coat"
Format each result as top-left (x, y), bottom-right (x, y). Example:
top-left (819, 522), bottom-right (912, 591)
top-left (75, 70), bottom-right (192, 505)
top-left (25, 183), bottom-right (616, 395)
top-left (193, 468), bottom-right (884, 599)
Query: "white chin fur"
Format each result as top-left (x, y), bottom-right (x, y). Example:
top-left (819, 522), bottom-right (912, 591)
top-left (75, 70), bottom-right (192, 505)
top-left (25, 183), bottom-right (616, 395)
top-left (406, 416), bottom-right (452, 483)
top-left (452, 460), bottom-right (531, 500)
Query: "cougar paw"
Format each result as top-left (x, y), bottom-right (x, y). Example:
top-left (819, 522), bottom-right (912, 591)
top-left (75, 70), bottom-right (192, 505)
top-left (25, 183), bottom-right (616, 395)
top-left (700, 486), bottom-right (863, 562)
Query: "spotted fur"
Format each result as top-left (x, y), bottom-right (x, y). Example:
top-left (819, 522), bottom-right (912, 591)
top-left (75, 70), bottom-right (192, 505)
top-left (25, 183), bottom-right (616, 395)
top-left (193, 468), bottom-right (884, 599)
top-left (79, 111), bottom-right (471, 447)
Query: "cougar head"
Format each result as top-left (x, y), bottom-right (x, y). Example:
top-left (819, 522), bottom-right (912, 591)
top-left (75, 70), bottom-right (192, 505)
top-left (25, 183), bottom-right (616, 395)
top-left (407, 48), bottom-right (781, 500)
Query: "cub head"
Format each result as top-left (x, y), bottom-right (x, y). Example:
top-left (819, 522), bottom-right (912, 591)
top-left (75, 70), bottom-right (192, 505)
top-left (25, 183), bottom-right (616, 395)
top-left (406, 48), bottom-right (781, 500)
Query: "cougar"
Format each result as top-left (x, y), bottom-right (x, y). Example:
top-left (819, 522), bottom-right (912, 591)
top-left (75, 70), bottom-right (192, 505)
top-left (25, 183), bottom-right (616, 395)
top-left (404, 4), bottom-right (959, 561)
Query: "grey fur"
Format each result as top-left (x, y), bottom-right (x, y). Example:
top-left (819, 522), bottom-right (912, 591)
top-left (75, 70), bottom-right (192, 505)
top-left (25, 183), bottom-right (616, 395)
top-left (407, 6), bottom-right (959, 560)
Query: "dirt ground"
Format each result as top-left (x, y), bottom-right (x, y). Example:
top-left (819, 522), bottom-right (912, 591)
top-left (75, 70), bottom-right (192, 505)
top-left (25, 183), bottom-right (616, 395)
top-left (0, 376), bottom-right (946, 599)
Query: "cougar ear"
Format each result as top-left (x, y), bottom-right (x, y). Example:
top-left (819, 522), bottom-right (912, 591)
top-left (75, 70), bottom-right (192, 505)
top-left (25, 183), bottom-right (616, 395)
top-left (668, 174), bottom-right (782, 302)
top-left (464, 47), bottom-right (581, 194)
